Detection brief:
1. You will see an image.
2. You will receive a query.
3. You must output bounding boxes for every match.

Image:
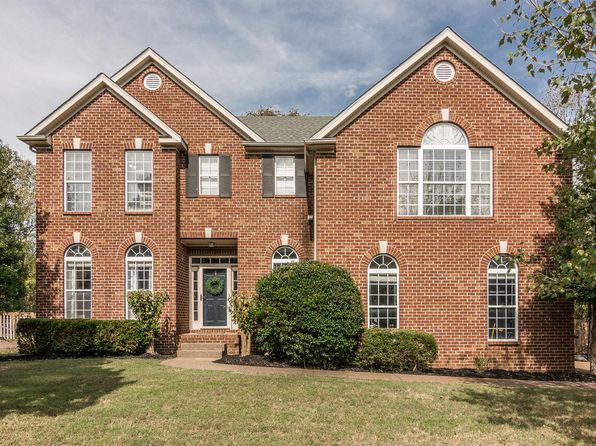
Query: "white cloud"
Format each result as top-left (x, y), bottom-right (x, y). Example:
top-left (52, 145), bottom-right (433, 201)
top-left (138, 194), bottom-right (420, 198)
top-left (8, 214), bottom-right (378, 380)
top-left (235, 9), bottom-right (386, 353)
top-left (0, 0), bottom-right (547, 162)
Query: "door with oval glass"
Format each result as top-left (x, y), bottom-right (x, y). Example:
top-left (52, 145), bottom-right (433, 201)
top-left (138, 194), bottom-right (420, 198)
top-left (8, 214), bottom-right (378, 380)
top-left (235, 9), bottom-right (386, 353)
top-left (202, 268), bottom-right (227, 327)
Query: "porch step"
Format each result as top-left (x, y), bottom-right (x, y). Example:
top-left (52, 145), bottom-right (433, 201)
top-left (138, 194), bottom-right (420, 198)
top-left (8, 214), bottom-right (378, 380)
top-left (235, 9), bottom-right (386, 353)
top-left (176, 343), bottom-right (225, 359)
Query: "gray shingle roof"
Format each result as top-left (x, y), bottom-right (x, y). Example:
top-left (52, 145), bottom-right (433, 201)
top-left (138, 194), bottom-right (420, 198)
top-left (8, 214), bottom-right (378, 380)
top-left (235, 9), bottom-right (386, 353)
top-left (237, 116), bottom-right (333, 142)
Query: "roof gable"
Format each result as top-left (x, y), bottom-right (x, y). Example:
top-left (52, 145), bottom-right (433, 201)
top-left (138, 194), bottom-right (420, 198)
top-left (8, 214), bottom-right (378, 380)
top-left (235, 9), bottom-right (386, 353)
top-left (19, 74), bottom-right (186, 150)
top-left (312, 28), bottom-right (566, 140)
top-left (112, 48), bottom-right (263, 142)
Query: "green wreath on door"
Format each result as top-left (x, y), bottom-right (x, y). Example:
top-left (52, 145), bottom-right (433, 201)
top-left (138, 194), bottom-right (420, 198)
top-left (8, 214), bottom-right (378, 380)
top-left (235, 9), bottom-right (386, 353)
top-left (205, 276), bottom-right (225, 296)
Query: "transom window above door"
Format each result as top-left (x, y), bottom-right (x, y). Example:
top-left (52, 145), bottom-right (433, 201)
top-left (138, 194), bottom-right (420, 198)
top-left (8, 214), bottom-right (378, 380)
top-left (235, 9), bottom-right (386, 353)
top-left (398, 123), bottom-right (492, 217)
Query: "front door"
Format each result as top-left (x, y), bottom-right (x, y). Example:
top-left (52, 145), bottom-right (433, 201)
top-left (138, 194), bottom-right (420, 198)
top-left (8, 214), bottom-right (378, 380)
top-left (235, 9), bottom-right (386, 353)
top-left (202, 269), bottom-right (227, 327)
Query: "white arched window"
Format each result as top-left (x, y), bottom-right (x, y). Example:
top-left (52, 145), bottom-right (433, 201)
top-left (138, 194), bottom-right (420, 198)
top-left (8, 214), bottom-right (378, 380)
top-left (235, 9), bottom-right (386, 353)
top-left (272, 246), bottom-right (299, 270)
top-left (398, 122), bottom-right (492, 216)
top-left (488, 254), bottom-right (518, 341)
top-left (368, 255), bottom-right (399, 328)
top-left (64, 244), bottom-right (92, 319)
top-left (126, 244), bottom-right (153, 319)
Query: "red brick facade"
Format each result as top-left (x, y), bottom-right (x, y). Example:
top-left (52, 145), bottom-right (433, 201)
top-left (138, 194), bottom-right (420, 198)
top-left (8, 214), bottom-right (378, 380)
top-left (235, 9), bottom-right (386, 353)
top-left (27, 39), bottom-right (573, 370)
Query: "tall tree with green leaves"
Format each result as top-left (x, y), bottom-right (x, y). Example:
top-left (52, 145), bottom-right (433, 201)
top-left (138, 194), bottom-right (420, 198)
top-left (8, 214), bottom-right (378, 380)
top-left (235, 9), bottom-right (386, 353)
top-left (491, 0), bottom-right (595, 103)
top-left (493, 0), bottom-right (595, 371)
top-left (0, 141), bottom-right (35, 311)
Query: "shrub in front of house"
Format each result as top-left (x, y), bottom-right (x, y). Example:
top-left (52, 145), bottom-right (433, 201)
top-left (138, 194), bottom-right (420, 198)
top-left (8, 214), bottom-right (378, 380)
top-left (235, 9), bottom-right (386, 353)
top-left (253, 260), bottom-right (364, 369)
top-left (354, 328), bottom-right (438, 372)
top-left (16, 318), bottom-right (150, 357)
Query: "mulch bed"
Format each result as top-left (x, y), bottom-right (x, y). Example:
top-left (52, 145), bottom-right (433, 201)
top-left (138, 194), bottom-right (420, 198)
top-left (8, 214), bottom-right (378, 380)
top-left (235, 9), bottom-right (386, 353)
top-left (217, 354), bottom-right (596, 382)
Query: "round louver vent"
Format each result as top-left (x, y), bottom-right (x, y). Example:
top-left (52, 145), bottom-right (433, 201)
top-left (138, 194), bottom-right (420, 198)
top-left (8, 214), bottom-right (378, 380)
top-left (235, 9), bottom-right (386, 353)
top-left (143, 73), bottom-right (162, 91)
top-left (433, 61), bottom-right (455, 83)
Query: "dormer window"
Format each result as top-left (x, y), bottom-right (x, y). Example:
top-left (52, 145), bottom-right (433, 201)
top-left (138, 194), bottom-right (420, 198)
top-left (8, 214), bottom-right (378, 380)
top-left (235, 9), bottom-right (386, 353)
top-left (398, 123), bottom-right (492, 217)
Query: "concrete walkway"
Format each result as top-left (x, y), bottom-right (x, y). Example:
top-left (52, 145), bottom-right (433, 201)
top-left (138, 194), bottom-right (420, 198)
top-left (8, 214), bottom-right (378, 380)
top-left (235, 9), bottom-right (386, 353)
top-left (161, 358), bottom-right (595, 389)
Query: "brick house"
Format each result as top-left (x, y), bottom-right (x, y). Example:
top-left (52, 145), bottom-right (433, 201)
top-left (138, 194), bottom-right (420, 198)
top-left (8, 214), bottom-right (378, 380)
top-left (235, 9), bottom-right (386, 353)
top-left (19, 28), bottom-right (573, 371)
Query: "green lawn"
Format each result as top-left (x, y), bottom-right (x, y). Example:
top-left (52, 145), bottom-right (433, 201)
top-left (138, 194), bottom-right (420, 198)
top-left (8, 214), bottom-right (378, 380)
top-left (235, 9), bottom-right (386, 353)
top-left (0, 358), bottom-right (594, 445)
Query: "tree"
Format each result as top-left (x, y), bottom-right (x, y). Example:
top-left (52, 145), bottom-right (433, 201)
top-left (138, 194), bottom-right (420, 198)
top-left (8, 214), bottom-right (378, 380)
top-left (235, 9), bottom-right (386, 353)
top-left (0, 141), bottom-right (35, 311)
top-left (244, 106), bottom-right (303, 116)
top-left (493, 0), bottom-right (596, 371)
top-left (491, 0), bottom-right (595, 103)
top-left (531, 106), bottom-right (595, 370)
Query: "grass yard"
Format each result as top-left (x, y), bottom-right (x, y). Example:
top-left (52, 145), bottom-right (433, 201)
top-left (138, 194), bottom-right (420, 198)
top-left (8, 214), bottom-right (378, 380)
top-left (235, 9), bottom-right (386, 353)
top-left (0, 358), bottom-right (594, 445)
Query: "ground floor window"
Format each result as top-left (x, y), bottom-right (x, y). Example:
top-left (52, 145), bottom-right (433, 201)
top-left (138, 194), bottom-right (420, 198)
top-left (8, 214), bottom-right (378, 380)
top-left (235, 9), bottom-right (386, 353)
top-left (487, 254), bottom-right (518, 340)
top-left (64, 244), bottom-right (92, 319)
top-left (272, 246), bottom-right (299, 270)
top-left (126, 244), bottom-right (153, 319)
top-left (368, 254), bottom-right (399, 328)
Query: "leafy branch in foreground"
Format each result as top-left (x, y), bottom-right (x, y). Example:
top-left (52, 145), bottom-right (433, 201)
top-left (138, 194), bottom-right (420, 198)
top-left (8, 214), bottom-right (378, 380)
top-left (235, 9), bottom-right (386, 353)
top-left (491, 0), bottom-right (595, 103)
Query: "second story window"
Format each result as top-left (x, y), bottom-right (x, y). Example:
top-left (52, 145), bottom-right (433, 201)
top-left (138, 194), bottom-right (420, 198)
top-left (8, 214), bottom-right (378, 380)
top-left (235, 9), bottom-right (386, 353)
top-left (64, 151), bottom-right (91, 212)
top-left (126, 151), bottom-right (153, 212)
top-left (262, 155), bottom-right (306, 198)
top-left (398, 123), bottom-right (492, 217)
top-left (274, 156), bottom-right (296, 195)
top-left (199, 156), bottom-right (219, 196)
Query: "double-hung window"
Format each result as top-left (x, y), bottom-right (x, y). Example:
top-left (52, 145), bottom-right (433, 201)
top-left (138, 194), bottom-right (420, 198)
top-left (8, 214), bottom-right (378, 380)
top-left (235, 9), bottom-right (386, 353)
top-left (126, 151), bottom-right (153, 211)
top-left (274, 156), bottom-right (295, 195)
top-left (125, 244), bottom-right (153, 319)
top-left (487, 254), bottom-right (518, 341)
top-left (398, 123), bottom-right (492, 216)
top-left (64, 151), bottom-right (91, 212)
top-left (368, 255), bottom-right (399, 328)
top-left (64, 244), bottom-right (92, 319)
top-left (199, 156), bottom-right (219, 196)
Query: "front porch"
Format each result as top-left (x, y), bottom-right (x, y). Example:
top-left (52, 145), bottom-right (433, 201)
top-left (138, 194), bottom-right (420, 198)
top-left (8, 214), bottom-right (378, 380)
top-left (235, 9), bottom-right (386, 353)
top-left (178, 239), bottom-right (241, 358)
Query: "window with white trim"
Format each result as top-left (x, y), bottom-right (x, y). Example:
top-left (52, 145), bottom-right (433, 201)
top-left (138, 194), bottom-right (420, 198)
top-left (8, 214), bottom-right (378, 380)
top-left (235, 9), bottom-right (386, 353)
top-left (272, 246), bottom-right (299, 270)
top-left (126, 151), bottom-right (153, 211)
top-left (398, 123), bottom-right (492, 216)
top-left (274, 156), bottom-right (295, 195)
top-left (126, 244), bottom-right (153, 319)
top-left (488, 254), bottom-right (518, 340)
top-left (368, 255), bottom-right (399, 328)
top-left (199, 156), bottom-right (219, 195)
top-left (64, 244), bottom-right (92, 319)
top-left (64, 151), bottom-right (91, 212)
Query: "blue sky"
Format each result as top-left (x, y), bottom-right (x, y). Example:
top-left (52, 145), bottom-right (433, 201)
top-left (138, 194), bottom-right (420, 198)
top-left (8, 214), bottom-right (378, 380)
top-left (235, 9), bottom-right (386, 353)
top-left (1, 0), bottom-right (548, 162)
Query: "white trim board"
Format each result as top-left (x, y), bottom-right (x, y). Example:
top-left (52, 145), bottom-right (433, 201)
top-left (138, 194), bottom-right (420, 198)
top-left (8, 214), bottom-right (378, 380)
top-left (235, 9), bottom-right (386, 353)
top-left (18, 74), bottom-right (187, 151)
top-left (112, 48), bottom-right (264, 142)
top-left (311, 27), bottom-right (566, 140)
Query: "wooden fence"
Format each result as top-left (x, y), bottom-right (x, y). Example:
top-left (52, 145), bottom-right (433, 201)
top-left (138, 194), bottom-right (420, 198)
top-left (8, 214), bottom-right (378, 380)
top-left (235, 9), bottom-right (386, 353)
top-left (0, 312), bottom-right (35, 340)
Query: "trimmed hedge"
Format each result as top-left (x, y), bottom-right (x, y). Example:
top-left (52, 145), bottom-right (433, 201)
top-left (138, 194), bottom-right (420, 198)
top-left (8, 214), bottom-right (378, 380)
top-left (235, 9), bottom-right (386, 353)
top-left (355, 328), bottom-right (438, 372)
top-left (253, 260), bottom-right (364, 369)
top-left (16, 319), bottom-right (151, 357)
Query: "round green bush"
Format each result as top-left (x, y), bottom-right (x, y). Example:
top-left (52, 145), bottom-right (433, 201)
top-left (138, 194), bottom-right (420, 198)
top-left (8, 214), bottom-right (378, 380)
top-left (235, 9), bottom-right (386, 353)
top-left (355, 328), bottom-right (438, 372)
top-left (253, 260), bottom-right (364, 369)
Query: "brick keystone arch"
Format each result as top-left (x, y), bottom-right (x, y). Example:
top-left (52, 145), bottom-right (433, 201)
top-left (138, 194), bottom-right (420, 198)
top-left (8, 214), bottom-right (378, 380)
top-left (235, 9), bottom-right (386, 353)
top-left (58, 234), bottom-right (98, 257)
top-left (358, 245), bottom-right (408, 272)
top-left (115, 234), bottom-right (160, 262)
top-left (265, 237), bottom-right (307, 260)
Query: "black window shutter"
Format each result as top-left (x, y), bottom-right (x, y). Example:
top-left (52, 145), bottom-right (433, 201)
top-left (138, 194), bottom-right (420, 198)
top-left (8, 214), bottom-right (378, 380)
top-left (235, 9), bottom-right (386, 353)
top-left (186, 154), bottom-right (199, 198)
top-left (295, 155), bottom-right (306, 198)
top-left (219, 155), bottom-right (231, 198)
top-left (262, 155), bottom-right (274, 197)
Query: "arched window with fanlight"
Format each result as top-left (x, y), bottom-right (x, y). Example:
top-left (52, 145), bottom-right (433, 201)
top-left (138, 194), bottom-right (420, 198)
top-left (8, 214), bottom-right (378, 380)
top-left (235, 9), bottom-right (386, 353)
top-left (368, 255), bottom-right (399, 328)
top-left (398, 122), bottom-right (492, 216)
top-left (125, 244), bottom-right (153, 319)
top-left (64, 244), bottom-right (92, 319)
top-left (271, 246), bottom-right (299, 270)
top-left (487, 254), bottom-right (518, 341)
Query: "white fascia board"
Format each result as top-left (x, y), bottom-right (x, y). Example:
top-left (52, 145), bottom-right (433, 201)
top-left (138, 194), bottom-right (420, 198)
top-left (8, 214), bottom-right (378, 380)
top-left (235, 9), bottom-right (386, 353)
top-left (112, 48), bottom-right (264, 142)
top-left (312, 28), bottom-right (566, 139)
top-left (20, 74), bottom-right (186, 151)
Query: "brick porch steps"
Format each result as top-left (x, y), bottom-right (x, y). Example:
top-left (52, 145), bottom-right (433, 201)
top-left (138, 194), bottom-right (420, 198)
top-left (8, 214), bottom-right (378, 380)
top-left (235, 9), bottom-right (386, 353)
top-left (176, 342), bottom-right (225, 359)
top-left (178, 330), bottom-right (241, 356)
